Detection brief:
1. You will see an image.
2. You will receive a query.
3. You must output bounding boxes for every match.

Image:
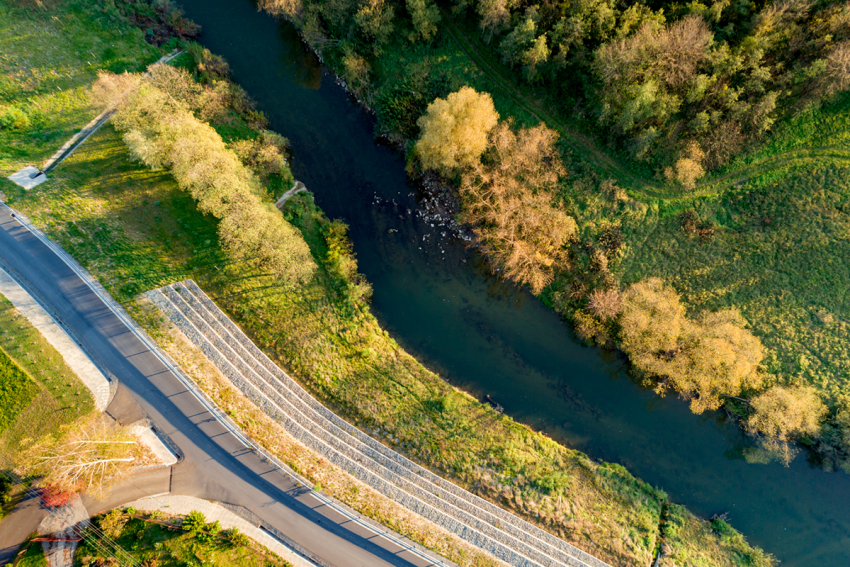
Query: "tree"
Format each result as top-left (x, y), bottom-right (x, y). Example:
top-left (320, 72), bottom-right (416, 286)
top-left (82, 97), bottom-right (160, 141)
top-left (500, 8), bottom-right (549, 81)
top-left (477, 0), bottom-right (512, 42)
top-left (230, 131), bottom-right (292, 183)
top-left (619, 278), bottom-right (686, 359)
top-left (18, 419), bottom-right (144, 499)
top-left (415, 87), bottom-right (499, 174)
top-left (459, 122), bottom-right (576, 293)
top-left (406, 0), bottom-right (440, 42)
top-left (588, 288), bottom-right (621, 320)
top-left (341, 48), bottom-right (371, 100)
top-left (825, 41), bottom-right (850, 97)
top-left (619, 278), bottom-right (765, 413)
top-left (747, 385), bottom-right (827, 465)
top-left (258, 0), bottom-right (304, 18)
top-left (664, 141), bottom-right (705, 189)
top-left (355, 0), bottom-right (395, 53)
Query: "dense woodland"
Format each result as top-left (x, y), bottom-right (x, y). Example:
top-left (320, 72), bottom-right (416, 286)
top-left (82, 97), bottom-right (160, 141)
top-left (262, 0), bottom-right (850, 181)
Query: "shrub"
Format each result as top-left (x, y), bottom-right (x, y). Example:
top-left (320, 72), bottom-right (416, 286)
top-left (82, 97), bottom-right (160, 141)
top-left (100, 509), bottom-right (129, 539)
top-left (0, 105), bottom-right (31, 130)
top-left (225, 527), bottom-right (250, 547)
top-left (181, 510), bottom-right (206, 533)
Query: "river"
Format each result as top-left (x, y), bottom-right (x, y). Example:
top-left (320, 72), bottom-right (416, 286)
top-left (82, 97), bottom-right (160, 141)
top-left (169, 1), bottom-right (850, 564)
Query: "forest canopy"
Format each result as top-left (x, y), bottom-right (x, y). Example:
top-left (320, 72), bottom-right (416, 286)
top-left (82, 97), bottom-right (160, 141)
top-left (268, 0), bottom-right (850, 181)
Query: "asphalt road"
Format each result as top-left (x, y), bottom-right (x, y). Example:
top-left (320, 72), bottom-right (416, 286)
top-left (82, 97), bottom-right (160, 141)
top-left (0, 204), bottom-right (438, 567)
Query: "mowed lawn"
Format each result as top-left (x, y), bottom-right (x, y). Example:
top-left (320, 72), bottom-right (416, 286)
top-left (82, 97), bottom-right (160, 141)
top-left (0, 0), bottom-right (158, 176)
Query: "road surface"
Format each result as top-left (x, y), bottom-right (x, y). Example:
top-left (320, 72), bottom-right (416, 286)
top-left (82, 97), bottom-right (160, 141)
top-left (0, 204), bottom-right (444, 567)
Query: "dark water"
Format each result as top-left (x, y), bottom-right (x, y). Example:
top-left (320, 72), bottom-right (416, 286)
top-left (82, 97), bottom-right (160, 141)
top-left (171, 1), bottom-right (850, 564)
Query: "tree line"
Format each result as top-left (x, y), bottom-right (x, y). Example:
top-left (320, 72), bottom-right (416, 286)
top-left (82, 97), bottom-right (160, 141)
top-left (262, 0), bottom-right (850, 186)
top-left (93, 63), bottom-right (316, 286)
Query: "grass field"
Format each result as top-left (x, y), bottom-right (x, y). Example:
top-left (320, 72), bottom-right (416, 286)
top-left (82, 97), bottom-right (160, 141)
top-left (0, 293), bottom-right (96, 456)
top-left (0, 0), bottom-right (773, 564)
top-left (0, 291), bottom-right (95, 520)
top-left (0, 340), bottom-right (39, 433)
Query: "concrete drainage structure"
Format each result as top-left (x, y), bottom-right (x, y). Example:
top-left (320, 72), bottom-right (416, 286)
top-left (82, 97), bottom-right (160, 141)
top-left (146, 280), bottom-right (611, 567)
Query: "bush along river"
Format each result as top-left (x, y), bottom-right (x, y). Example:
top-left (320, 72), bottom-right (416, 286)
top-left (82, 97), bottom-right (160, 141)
top-left (171, 1), bottom-right (850, 564)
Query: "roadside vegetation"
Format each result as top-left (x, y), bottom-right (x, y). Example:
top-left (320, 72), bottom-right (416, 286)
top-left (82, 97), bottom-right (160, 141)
top-left (0, 291), bottom-right (96, 515)
top-left (0, 1), bottom-right (774, 563)
top-left (0, 293), bottom-right (95, 458)
top-left (14, 506), bottom-right (292, 567)
top-left (253, 0), bottom-right (850, 470)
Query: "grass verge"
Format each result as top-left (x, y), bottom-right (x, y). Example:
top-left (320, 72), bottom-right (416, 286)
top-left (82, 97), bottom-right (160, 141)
top-left (0, 293), bottom-right (96, 457)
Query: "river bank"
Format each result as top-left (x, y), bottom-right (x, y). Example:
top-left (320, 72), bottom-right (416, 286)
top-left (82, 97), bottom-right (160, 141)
top-left (161, 0), bottom-right (850, 565)
top-left (0, 0), bottom-right (776, 565)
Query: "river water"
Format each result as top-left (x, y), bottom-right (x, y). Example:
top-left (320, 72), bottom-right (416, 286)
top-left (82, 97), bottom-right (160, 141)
top-left (171, 1), bottom-right (850, 563)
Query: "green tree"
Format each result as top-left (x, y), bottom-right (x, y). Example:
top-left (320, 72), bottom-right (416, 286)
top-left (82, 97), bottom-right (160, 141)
top-left (415, 86), bottom-right (499, 174)
top-left (355, 0), bottom-right (395, 52)
top-left (406, 0), bottom-right (440, 42)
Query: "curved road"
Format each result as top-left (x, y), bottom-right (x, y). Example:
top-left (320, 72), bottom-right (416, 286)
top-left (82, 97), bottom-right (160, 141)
top-left (0, 204), bottom-right (443, 567)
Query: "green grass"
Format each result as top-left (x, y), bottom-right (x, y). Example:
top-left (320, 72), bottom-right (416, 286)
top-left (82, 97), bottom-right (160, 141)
top-left (0, 341), bottom-right (38, 432)
top-left (16, 539), bottom-right (47, 567)
top-left (0, 0), bottom-right (159, 176)
top-left (74, 511), bottom-right (291, 567)
top-left (0, 293), bottom-right (96, 456)
top-left (0, 1), bottom-right (771, 564)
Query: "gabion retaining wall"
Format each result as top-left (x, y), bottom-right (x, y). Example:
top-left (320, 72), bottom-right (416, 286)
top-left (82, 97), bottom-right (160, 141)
top-left (146, 281), bottom-right (612, 567)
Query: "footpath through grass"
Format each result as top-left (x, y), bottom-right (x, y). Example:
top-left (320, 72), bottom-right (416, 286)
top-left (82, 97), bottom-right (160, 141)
top-left (0, 1), bottom-right (772, 565)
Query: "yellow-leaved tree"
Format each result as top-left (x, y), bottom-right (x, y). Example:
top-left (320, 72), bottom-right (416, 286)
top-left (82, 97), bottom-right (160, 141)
top-left (415, 86), bottom-right (499, 174)
top-left (459, 121), bottom-right (576, 293)
top-left (93, 65), bottom-right (315, 286)
top-left (619, 278), bottom-right (764, 413)
top-left (747, 385), bottom-right (827, 465)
